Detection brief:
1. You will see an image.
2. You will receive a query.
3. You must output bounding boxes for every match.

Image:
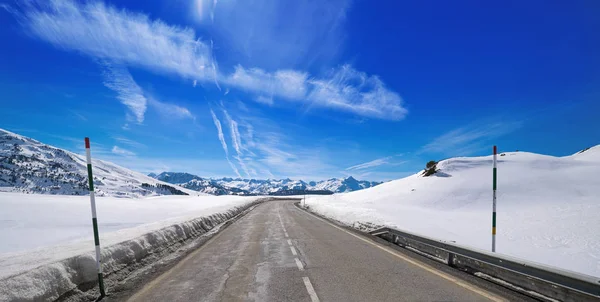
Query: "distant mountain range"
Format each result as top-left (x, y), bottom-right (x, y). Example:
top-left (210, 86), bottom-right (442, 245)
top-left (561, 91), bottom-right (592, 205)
top-left (0, 128), bottom-right (382, 197)
top-left (150, 172), bottom-right (383, 195)
top-left (0, 129), bottom-right (195, 197)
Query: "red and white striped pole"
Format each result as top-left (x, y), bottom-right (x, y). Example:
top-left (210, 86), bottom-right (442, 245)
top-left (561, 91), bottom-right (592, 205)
top-left (492, 145), bottom-right (498, 252)
top-left (85, 137), bottom-right (106, 298)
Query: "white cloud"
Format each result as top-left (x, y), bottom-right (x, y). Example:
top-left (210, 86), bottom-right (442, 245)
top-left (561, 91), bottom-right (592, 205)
top-left (18, 0), bottom-right (214, 80)
top-left (101, 63), bottom-right (147, 123)
top-left (225, 64), bottom-right (406, 120)
top-left (210, 109), bottom-right (228, 155)
top-left (193, 0), bottom-right (350, 69)
top-left (70, 111), bottom-right (87, 121)
top-left (193, 80), bottom-right (197, 87)
top-left (346, 156), bottom-right (393, 171)
top-left (307, 65), bottom-right (407, 120)
top-left (102, 63), bottom-right (194, 123)
top-left (222, 109), bottom-right (250, 177)
top-left (346, 155), bottom-right (407, 171)
top-left (230, 114), bottom-right (337, 179)
top-left (253, 96), bottom-right (272, 105)
top-left (16, 0), bottom-right (407, 121)
top-left (421, 120), bottom-right (524, 155)
top-left (148, 98), bottom-right (195, 120)
top-left (224, 66), bottom-right (308, 100)
top-left (113, 137), bottom-right (146, 149)
top-left (210, 109), bottom-right (241, 177)
top-left (111, 145), bottom-right (136, 157)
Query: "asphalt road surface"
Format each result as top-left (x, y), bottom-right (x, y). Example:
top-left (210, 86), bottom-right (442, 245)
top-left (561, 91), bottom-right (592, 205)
top-left (126, 200), bottom-right (533, 302)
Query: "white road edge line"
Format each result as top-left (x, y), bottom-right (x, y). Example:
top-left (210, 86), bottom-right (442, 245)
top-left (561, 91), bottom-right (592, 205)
top-left (284, 231), bottom-right (289, 238)
top-left (290, 246), bottom-right (298, 256)
top-left (287, 239), bottom-right (293, 246)
top-left (302, 277), bottom-right (320, 302)
top-left (295, 207), bottom-right (506, 302)
top-left (294, 257), bottom-right (304, 271)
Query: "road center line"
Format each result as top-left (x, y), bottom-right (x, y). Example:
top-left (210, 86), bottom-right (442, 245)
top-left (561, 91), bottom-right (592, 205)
top-left (295, 207), bottom-right (505, 302)
top-left (287, 239), bottom-right (293, 246)
top-left (277, 209), bottom-right (289, 237)
top-left (294, 257), bottom-right (304, 271)
top-left (290, 246), bottom-right (298, 256)
top-left (302, 277), bottom-right (320, 302)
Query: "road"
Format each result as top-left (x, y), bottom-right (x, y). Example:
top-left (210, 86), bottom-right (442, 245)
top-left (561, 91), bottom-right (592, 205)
top-left (126, 200), bottom-right (532, 302)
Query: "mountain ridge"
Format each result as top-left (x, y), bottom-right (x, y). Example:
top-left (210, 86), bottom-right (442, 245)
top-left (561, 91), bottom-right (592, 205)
top-left (150, 171), bottom-right (382, 195)
top-left (0, 129), bottom-right (197, 197)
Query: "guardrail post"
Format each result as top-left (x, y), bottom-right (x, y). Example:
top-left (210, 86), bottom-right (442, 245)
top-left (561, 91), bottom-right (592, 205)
top-left (448, 253), bottom-right (455, 267)
top-left (85, 137), bottom-right (106, 299)
top-left (492, 145), bottom-right (498, 253)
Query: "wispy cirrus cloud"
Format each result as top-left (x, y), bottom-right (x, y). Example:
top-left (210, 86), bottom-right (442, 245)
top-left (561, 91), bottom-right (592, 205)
top-left (420, 120), bottom-right (524, 156)
top-left (225, 66), bottom-right (308, 100)
top-left (12, 0), bottom-right (407, 121)
top-left (222, 109), bottom-right (251, 177)
top-left (15, 0), bottom-right (214, 81)
top-left (224, 65), bottom-right (407, 120)
top-left (113, 137), bottom-right (146, 149)
top-left (346, 155), bottom-right (407, 171)
top-left (111, 146), bottom-right (136, 157)
top-left (102, 63), bottom-right (194, 123)
top-left (69, 110), bottom-right (87, 121)
top-left (346, 156), bottom-right (391, 171)
top-left (148, 98), bottom-right (195, 121)
top-left (192, 0), bottom-right (350, 69)
top-left (223, 111), bottom-right (338, 180)
top-left (307, 65), bottom-right (406, 120)
top-left (210, 109), bottom-right (241, 177)
top-left (101, 63), bottom-right (147, 123)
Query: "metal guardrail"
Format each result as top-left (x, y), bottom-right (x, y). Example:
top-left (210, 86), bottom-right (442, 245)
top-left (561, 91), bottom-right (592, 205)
top-left (370, 227), bottom-right (600, 302)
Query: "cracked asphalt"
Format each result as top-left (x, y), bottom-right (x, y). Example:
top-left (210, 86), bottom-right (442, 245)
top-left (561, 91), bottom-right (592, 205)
top-left (125, 200), bottom-right (535, 302)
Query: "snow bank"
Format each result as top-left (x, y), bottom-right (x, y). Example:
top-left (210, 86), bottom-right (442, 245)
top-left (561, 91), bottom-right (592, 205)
top-left (307, 148), bottom-right (600, 277)
top-left (0, 193), bottom-right (262, 301)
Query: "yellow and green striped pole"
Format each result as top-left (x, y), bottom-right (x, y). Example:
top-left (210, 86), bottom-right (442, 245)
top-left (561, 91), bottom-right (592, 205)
top-left (492, 145), bottom-right (497, 252)
top-left (85, 137), bottom-right (106, 298)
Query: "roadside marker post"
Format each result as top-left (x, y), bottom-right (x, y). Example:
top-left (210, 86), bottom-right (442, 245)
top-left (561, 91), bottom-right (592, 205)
top-left (85, 137), bottom-right (106, 299)
top-left (492, 145), bottom-right (497, 252)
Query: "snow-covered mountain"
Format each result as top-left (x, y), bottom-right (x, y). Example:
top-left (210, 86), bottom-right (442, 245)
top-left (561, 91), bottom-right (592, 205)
top-left (0, 129), bottom-right (196, 197)
top-left (151, 172), bottom-right (382, 195)
top-left (307, 145), bottom-right (600, 277)
top-left (151, 172), bottom-right (249, 195)
top-left (308, 176), bottom-right (381, 192)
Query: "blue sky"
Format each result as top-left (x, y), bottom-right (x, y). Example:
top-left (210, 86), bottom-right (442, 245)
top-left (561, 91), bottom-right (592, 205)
top-left (1, 0), bottom-right (599, 181)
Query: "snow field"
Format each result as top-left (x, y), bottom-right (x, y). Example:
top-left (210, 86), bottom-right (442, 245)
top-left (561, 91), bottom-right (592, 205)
top-left (306, 149), bottom-right (600, 277)
top-left (0, 193), bottom-right (262, 301)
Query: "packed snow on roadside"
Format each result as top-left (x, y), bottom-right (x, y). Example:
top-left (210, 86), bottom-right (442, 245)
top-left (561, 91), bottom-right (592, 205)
top-left (306, 146), bottom-right (600, 277)
top-left (0, 192), bottom-right (256, 279)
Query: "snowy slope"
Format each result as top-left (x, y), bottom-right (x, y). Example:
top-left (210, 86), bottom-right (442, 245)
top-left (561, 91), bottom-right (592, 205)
top-left (306, 147), bottom-right (600, 277)
top-left (0, 192), bottom-right (260, 301)
top-left (0, 129), bottom-right (197, 197)
top-left (0, 193), bottom-right (256, 278)
top-left (153, 172), bottom-right (381, 195)
top-left (570, 145), bottom-right (600, 162)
